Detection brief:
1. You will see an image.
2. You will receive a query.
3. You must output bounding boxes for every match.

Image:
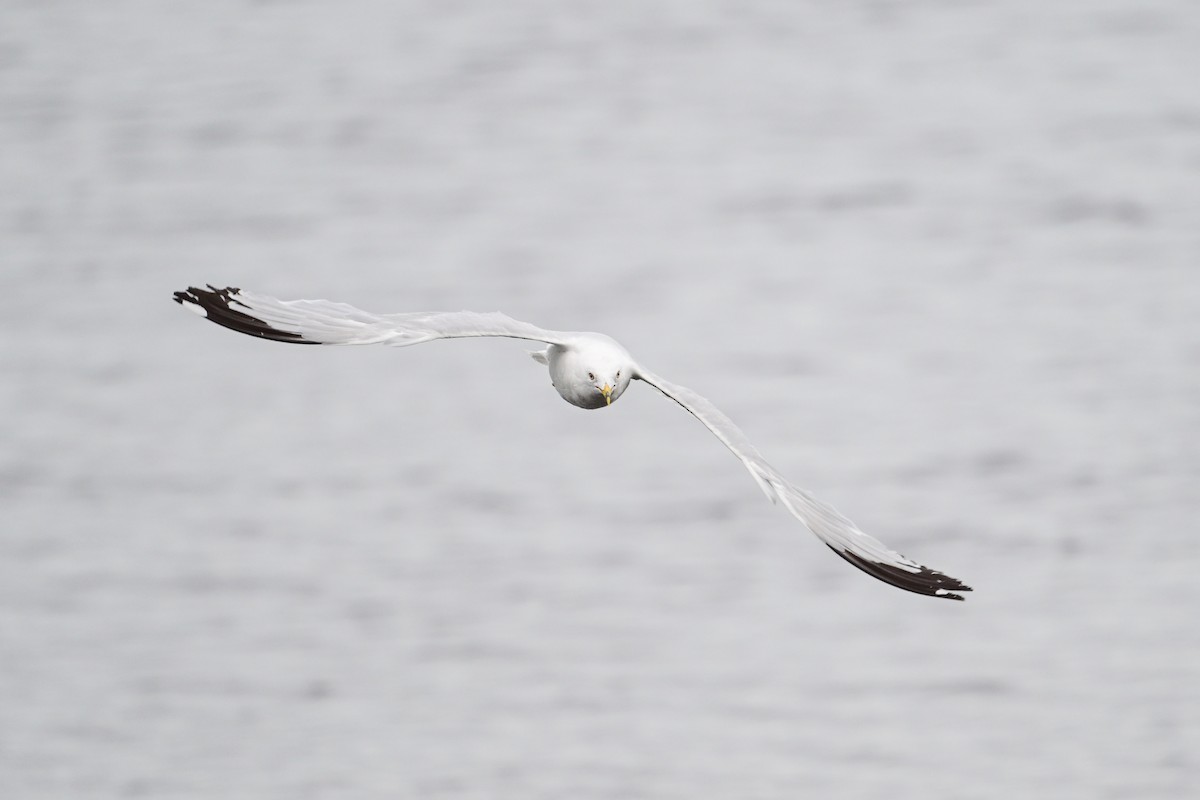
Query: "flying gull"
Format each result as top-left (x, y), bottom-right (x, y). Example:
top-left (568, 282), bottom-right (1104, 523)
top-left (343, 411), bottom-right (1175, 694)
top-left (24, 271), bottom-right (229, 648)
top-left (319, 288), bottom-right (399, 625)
top-left (174, 285), bottom-right (971, 600)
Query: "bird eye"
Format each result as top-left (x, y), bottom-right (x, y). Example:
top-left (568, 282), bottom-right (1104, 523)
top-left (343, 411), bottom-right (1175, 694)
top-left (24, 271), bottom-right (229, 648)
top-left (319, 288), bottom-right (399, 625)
top-left (588, 372), bottom-right (595, 381)
top-left (616, 370), bottom-right (621, 379)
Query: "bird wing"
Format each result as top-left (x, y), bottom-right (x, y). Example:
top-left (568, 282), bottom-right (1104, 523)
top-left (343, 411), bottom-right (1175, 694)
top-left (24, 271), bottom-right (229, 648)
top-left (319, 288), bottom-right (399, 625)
top-left (633, 366), bottom-right (971, 600)
top-left (174, 285), bottom-right (573, 347)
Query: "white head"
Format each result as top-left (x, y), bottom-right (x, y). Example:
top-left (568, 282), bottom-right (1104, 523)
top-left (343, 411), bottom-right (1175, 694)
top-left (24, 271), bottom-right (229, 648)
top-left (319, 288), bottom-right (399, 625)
top-left (547, 337), bottom-right (635, 410)
top-left (583, 360), bottom-right (631, 408)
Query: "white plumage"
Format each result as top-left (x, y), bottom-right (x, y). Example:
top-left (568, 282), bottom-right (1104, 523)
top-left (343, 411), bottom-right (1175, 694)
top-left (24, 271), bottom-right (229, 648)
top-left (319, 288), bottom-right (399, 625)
top-left (175, 285), bottom-right (971, 600)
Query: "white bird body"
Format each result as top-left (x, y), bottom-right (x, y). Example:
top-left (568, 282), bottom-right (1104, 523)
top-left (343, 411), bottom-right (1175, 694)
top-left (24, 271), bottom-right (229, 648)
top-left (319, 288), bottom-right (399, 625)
top-left (174, 285), bottom-right (971, 600)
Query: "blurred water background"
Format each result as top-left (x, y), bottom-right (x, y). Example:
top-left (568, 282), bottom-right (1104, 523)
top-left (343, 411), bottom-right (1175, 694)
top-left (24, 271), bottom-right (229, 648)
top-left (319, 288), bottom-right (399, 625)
top-left (2, 2), bottom-right (1198, 798)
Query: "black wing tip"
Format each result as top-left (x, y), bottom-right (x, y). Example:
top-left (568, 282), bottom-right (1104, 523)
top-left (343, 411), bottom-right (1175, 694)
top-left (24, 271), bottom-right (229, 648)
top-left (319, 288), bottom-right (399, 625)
top-left (173, 285), bottom-right (317, 344)
top-left (829, 546), bottom-right (973, 601)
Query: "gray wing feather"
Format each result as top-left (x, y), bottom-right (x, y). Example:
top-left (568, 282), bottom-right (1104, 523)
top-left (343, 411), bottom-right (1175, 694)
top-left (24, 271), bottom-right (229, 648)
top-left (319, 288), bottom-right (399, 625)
top-left (634, 366), bottom-right (971, 600)
top-left (174, 286), bottom-right (573, 347)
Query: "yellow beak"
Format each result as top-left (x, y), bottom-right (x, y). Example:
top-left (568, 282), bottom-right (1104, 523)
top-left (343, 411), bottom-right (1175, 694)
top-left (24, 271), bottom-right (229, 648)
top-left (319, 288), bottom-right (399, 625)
top-left (601, 384), bottom-right (613, 405)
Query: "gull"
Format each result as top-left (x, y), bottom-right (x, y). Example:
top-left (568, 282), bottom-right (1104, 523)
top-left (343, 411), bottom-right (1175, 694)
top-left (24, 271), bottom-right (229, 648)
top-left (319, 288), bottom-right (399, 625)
top-left (174, 285), bottom-right (971, 600)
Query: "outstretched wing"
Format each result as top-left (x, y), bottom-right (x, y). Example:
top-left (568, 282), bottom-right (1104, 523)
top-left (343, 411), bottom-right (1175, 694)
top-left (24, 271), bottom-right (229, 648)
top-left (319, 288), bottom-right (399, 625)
top-left (634, 367), bottom-right (971, 600)
top-left (173, 285), bottom-right (573, 347)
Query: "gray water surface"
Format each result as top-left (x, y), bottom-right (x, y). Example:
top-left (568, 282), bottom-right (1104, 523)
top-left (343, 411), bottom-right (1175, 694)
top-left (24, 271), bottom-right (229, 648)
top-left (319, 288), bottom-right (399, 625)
top-left (2, 2), bottom-right (1198, 798)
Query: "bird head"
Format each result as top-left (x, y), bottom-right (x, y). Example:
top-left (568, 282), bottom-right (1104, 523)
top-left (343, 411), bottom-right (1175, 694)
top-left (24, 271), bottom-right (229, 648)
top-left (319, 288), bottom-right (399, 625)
top-left (583, 364), bottom-right (631, 406)
top-left (547, 335), bottom-right (636, 410)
